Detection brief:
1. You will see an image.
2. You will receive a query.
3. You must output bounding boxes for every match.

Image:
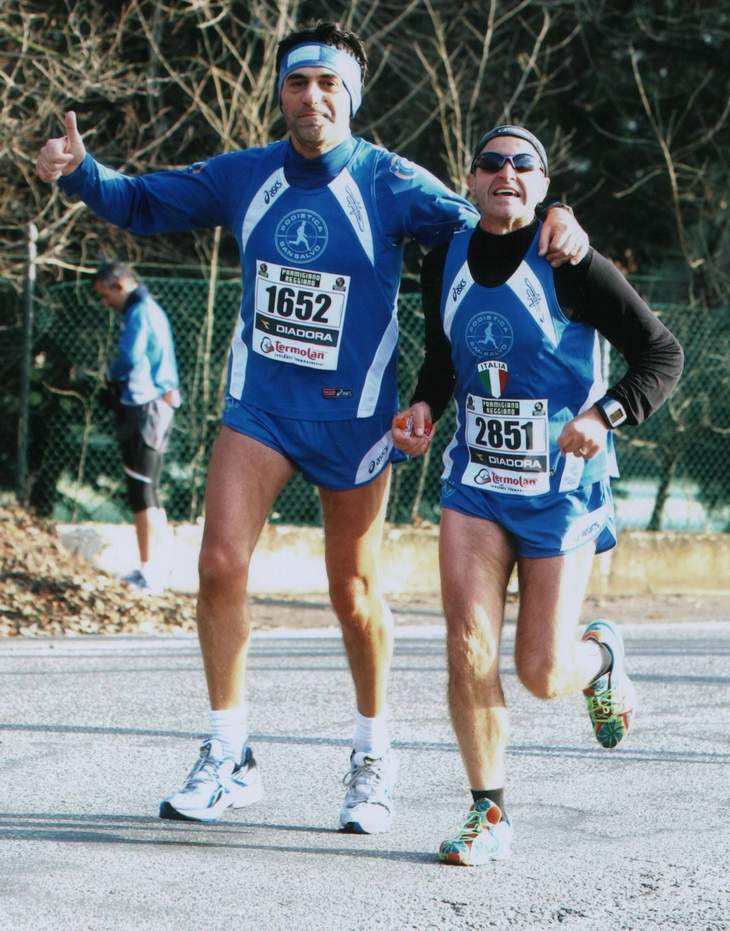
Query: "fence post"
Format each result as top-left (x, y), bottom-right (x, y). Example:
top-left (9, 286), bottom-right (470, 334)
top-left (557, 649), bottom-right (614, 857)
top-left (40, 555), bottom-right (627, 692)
top-left (16, 222), bottom-right (38, 506)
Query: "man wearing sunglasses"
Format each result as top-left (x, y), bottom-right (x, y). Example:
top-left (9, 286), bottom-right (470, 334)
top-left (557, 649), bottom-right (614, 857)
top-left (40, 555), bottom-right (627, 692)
top-left (36, 25), bottom-right (588, 837)
top-left (393, 125), bottom-right (683, 864)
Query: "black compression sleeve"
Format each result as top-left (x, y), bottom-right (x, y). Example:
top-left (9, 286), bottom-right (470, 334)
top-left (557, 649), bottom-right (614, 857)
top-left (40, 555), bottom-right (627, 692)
top-left (410, 243), bottom-right (455, 421)
top-left (553, 251), bottom-right (684, 424)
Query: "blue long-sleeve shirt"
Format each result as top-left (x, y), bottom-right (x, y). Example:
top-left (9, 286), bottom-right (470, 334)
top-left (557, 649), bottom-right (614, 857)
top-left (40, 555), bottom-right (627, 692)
top-left (108, 286), bottom-right (180, 406)
top-left (60, 137), bottom-right (478, 419)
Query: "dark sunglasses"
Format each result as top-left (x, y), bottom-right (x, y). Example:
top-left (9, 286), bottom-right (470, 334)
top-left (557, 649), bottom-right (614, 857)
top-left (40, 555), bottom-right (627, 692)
top-left (471, 151), bottom-right (543, 174)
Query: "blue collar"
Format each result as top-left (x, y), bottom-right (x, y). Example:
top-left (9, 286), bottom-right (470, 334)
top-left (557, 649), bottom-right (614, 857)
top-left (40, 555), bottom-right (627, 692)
top-left (123, 285), bottom-right (148, 312)
top-left (284, 136), bottom-right (356, 189)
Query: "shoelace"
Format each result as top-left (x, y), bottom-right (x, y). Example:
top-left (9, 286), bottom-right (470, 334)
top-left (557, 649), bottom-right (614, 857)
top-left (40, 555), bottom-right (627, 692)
top-left (454, 809), bottom-right (485, 843)
top-left (343, 758), bottom-right (385, 803)
top-left (586, 683), bottom-right (622, 719)
top-left (183, 744), bottom-right (227, 790)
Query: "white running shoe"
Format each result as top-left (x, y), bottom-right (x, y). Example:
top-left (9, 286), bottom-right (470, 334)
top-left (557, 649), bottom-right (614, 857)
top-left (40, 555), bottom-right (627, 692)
top-left (339, 749), bottom-right (398, 834)
top-left (159, 739), bottom-right (263, 822)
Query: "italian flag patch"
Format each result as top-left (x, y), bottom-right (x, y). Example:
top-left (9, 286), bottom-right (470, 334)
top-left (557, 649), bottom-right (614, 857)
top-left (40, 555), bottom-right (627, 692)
top-left (477, 360), bottom-right (508, 398)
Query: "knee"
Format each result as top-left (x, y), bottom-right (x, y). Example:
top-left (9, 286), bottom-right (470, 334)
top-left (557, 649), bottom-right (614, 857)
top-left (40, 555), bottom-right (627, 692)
top-left (127, 476), bottom-right (156, 512)
top-left (329, 575), bottom-right (375, 627)
top-left (198, 540), bottom-right (249, 597)
top-left (446, 617), bottom-right (500, 683)
top-left (515, 649), bottom-right (564, 700)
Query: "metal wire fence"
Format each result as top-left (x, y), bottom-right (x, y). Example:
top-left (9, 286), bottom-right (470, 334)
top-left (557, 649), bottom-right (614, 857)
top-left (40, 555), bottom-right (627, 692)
top-left (7, 275), bottom-right (730, 532)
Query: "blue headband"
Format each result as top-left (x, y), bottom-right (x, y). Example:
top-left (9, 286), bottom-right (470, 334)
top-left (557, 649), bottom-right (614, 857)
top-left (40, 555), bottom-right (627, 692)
top-left (278, 42), bottom-right (363, 116)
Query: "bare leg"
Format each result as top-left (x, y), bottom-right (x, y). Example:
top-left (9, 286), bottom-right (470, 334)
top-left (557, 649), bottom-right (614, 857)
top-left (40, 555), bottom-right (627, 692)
top-left (197, 427), bottom-right (295, 709)
top-left (514, 542), bottom-right (603, 700)
top-left (440, 508), bottom-right (515, 790)
top-left (133, 506), bottom-right (167, 565)
top-left (133, 509), bottom-right (151, 564)
top-left (320, 467), bottom-right (392, 717)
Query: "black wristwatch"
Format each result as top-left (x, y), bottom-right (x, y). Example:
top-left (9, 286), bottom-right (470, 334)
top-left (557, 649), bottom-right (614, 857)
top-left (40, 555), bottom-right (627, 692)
top-left (535, 200), bottom-right (574, 220)
top-left (595, 396), bottom-right (628, 429)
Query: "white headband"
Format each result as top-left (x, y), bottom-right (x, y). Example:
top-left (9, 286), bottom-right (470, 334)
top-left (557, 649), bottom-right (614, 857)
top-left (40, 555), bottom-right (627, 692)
top-left (278, 42), bottom-right (363, 115)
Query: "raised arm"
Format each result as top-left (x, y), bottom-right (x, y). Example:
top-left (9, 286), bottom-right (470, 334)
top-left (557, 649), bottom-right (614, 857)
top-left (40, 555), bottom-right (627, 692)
top-left (36, 111), bottom-right (238, 234)
top-left (36, 111), bottom-right (86, 183)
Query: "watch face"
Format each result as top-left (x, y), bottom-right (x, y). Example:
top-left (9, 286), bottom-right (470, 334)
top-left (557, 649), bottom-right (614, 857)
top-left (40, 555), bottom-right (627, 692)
top-left (608, 407), bottom-right (624, 426)
top-left (602, 399), bottom-right (626, 426)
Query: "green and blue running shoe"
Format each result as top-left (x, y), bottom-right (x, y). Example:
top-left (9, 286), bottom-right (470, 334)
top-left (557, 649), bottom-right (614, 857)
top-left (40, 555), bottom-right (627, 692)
top-left (438, 799), bottom-right (513, 865)
top-left (582, 619), bottom-right (636, 749)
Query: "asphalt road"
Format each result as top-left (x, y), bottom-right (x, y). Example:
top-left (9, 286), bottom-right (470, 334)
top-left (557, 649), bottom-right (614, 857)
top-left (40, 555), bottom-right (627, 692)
top-left (0, 617), bottom-right (728, 931)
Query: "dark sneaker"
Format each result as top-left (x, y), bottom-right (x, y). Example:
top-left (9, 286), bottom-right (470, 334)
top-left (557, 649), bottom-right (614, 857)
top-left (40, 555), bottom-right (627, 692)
top-left (123, 568), bottom-right (165, 597)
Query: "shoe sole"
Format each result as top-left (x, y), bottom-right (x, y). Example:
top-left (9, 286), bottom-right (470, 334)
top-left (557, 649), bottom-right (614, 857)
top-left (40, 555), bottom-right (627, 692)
top-left (438, 848), bottom-right (512, 866)
top-left (339, 818), bottom-right (393, 835)
top-left (339, 810), bottom-right (394, 834)
top-left (159, 799), bottom-right (228, 822)
top-left (159, 781), bottom-right (264, 822)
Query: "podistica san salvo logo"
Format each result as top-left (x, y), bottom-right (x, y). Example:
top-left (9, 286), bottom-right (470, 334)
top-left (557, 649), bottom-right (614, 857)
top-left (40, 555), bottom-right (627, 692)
top-left (466, 312), bottom-right (513, 358)
top-left (275, 210), bottom-right (328, 264)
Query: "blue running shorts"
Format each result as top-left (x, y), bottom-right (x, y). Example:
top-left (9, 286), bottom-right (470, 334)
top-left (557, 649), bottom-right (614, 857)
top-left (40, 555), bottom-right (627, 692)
top-left (440, 476), bottom-right (617, 558)
top-left (223, 398), bottom-right (406, 490)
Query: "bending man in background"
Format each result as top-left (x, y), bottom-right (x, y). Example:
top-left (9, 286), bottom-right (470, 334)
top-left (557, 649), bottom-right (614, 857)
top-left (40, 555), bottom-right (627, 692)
top-left (94, 262), bottom-right (180, 597)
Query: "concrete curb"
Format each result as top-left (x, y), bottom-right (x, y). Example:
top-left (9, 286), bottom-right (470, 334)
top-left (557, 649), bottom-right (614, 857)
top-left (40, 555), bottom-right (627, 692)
top-left (57, 522), bottom-right (730, 596)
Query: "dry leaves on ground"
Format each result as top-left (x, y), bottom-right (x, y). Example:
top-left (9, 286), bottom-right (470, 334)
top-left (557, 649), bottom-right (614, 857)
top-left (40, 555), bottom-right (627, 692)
top-left (0, 505), bottom-right (197, 637)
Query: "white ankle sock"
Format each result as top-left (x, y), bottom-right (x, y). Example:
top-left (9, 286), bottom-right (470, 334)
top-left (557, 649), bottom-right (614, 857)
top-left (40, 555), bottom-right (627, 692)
top-left (352, 708), bottom-right (390, 756)
top-left (208, 706), bottom-right (248, 761)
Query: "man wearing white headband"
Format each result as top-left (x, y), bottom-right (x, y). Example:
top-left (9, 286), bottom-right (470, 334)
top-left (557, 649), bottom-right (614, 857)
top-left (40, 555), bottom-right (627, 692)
top-left (277, 41), bottom-right (364, 116)
top-left (37, 22), bottom-right (589, 837)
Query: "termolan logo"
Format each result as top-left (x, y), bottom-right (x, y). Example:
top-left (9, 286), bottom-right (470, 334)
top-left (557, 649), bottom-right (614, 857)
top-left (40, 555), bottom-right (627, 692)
top-left (264, 179), bottom-right (283, 204)
top-left (274, 340), bottom-right (325, 362)
top-left (275, 210), bottom-right (328, 264)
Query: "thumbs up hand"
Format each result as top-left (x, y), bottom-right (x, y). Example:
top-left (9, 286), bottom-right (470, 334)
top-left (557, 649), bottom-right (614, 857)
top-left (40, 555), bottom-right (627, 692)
top-left (36, 111), bottom-right (87, 183)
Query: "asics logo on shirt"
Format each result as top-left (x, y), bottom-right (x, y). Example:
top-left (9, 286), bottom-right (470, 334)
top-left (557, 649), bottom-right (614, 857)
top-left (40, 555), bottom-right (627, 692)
top-left (452, 278), bottom-right (467, 301)
top-left (264, 179), bottom-right (284, 204)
